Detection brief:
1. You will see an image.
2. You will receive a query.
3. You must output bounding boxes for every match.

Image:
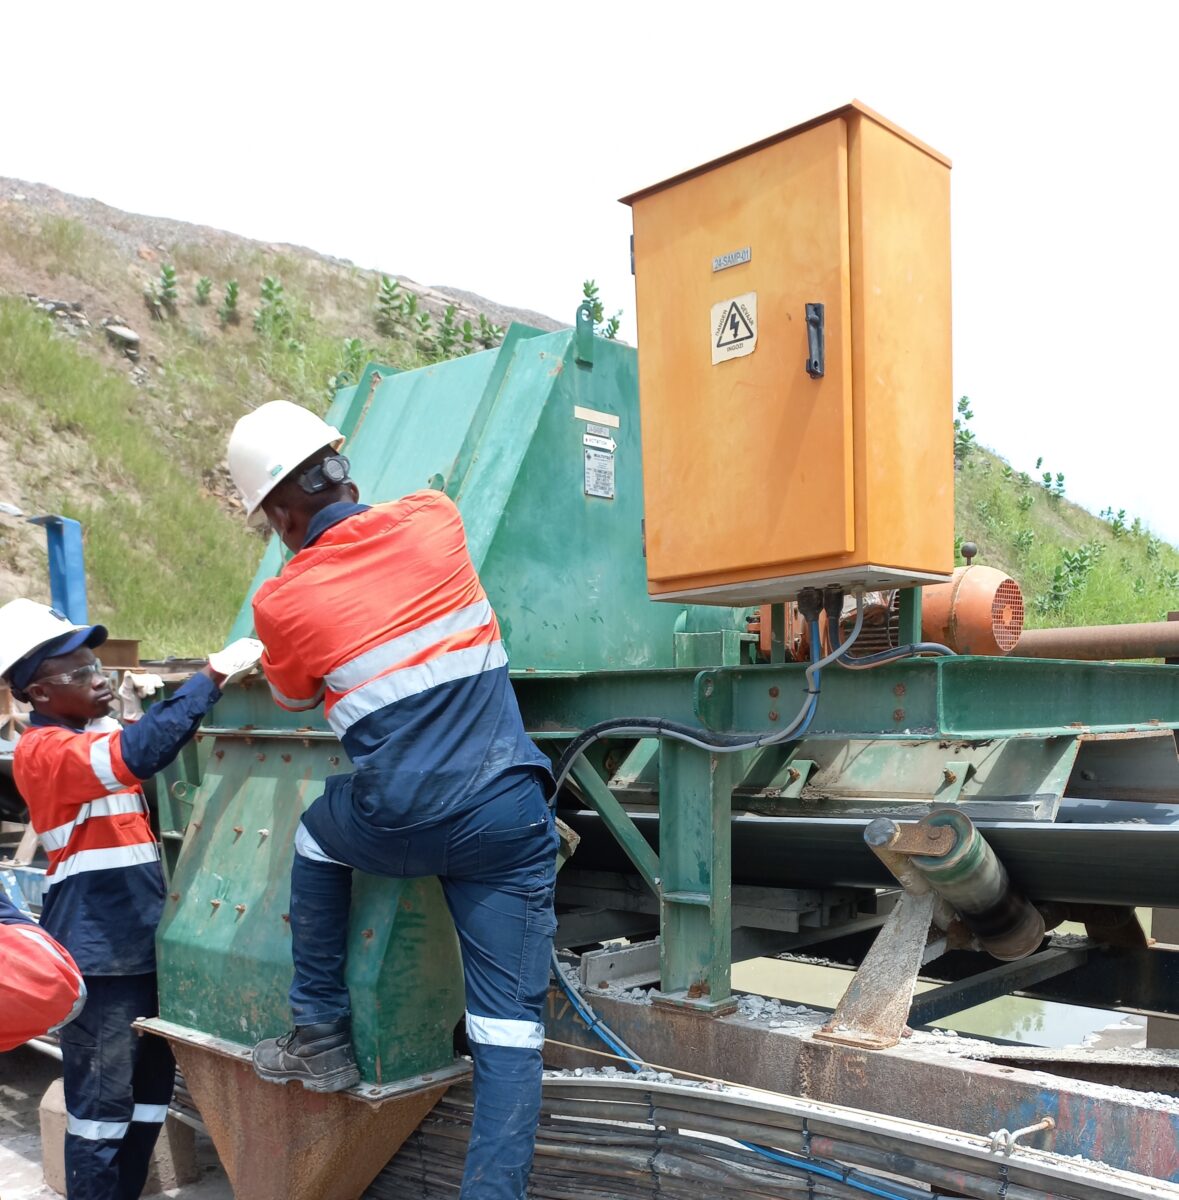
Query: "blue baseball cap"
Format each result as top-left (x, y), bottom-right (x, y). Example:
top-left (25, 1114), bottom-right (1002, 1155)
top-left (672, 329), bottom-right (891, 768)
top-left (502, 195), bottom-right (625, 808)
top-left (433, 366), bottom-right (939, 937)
top-left (7, 624), bottom-right (108, 695)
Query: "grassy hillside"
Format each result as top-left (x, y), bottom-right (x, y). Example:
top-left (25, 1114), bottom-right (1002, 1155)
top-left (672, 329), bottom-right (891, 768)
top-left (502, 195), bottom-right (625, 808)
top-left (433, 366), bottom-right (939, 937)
top-left (0, 183), bottom-right (557, 656)
top-left (954, 433), bottom-right (1179, 629)
top-left (0, 182), bottom-right (1175, 657)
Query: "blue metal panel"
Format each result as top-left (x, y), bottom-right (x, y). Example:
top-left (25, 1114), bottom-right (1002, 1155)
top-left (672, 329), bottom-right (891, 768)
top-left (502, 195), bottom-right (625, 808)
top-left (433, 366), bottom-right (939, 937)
top-left (27, 515), bottom-right (88, 623)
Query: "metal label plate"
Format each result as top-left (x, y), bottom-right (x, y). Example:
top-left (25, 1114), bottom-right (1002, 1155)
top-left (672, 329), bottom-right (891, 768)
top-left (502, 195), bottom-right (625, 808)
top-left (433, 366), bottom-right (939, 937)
top-left (712, 246), bottom-right (751, 272)
top-left (584, 448), bottom-right (616, 499)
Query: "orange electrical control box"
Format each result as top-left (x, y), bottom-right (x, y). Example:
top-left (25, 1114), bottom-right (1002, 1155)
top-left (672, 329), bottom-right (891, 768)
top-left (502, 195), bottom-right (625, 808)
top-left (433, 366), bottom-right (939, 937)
top-left (623, 101), bottom-right (953, 605)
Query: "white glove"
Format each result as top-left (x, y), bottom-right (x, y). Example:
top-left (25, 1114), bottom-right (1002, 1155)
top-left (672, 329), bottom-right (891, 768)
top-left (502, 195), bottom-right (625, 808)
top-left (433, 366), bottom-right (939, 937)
top-left (126, 672), bottom-right (164, 698)
top-left (208, 637), bottom-right (265, 686)
top-left (116, 673), bottom-right (165, 722)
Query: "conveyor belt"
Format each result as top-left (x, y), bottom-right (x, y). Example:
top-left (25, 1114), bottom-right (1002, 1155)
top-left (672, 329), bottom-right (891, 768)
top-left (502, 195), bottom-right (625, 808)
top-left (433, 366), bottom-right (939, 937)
top-left (563, 800), bottom-right (1179, 908)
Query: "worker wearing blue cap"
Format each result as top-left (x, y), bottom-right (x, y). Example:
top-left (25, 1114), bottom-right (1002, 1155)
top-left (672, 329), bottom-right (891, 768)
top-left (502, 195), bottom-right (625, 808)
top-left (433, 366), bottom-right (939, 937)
top-left (0, 598), bottom-right (261, 1200)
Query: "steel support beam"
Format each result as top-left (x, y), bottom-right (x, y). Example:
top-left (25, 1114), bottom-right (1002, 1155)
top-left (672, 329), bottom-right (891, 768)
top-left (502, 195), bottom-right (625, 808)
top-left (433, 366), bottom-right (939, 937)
top-left (513, 657), bottom-right (1179, 742)
top-left (656, 742), bottom-right (733, 1010)
top-left (909, 947), bottom-right (1088, 1025)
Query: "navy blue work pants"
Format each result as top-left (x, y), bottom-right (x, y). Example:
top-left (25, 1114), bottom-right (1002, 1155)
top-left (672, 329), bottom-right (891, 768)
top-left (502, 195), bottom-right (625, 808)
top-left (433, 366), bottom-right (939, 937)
top-left (56, 972), bottom-right (174, 1200)
top-left (288, 768), bottom-right (558, 1200)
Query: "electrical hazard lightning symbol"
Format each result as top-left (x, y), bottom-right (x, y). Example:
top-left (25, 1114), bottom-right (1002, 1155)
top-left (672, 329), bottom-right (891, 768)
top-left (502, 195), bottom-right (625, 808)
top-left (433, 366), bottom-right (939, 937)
top-left (710, 292), bottom-right (758, 364)
top-left (716, 302), bottom-right (754, 347)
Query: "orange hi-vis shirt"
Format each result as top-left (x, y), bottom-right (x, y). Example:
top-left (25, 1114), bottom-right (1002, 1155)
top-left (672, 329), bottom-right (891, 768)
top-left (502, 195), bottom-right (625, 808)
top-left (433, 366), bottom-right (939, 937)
top-left (13, 674), bottom-right (220, 974)
top-left (15, 720), bottom-right (162, 975)
top-left (252, 493), bottom-right (550, 832)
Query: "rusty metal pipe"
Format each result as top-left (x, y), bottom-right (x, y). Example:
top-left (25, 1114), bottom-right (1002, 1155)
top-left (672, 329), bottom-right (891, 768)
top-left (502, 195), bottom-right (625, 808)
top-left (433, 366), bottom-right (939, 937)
top-left (1014, 621), bottom-right (1179, 660)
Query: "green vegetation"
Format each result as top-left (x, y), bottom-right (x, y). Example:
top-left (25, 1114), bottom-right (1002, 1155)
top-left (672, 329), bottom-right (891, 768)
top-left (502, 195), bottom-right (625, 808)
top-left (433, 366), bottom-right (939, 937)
top-left (0, 298), bottom-right (259, 653)
top-left (194, 276), bottom-right (213, 306)
top-left (374, 275), bottom-right (402, 336)
top-left (159, 264), bottom-right (179, 314)
top-left (217, 279), bottom-right (240, 326)
top-left (954, 400), bottom-right (1179, 628)
top-left (583, 279), bottom-right (622, 340)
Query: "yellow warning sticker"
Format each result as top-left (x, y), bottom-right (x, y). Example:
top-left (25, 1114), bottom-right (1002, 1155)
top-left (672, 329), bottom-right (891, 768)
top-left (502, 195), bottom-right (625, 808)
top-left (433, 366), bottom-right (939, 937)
top-left (711, 292), bottom-right (757, 365)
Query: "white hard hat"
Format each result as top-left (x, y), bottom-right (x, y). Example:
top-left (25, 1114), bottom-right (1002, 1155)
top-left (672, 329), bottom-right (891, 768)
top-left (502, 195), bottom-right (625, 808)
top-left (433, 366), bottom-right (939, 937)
top-left (0, 599), bottom-right (107, 684)
top-left (227, 401), bottom-right (344, 529)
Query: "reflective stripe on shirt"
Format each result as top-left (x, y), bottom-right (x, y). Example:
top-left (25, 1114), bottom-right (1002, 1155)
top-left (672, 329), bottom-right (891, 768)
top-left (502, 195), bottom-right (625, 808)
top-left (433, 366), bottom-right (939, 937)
top-left (38, 792), bottom-right (145, 852)
top-left (324, 599), bottom-right (493, 694)
top-left (327, 641), bottom-right (508, 738)
top-left (45, 842), bottom-right (160, 887)
top-left (88, 735), bottom-right (126, 793)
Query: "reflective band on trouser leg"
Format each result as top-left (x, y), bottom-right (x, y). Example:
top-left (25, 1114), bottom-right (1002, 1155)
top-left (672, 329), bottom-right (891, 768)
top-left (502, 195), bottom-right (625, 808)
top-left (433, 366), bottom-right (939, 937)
top-left (120, 979), bottom-right (176, 1200)
top-left (464, 1012), bottom-right (544, 1049)
top-left (66, 1114), bottom-right (129, 1141)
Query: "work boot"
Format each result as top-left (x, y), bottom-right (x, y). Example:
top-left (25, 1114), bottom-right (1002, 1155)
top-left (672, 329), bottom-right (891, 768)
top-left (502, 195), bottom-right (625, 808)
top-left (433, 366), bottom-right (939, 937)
top-left (252, 1018), bottom-right (361, 1092)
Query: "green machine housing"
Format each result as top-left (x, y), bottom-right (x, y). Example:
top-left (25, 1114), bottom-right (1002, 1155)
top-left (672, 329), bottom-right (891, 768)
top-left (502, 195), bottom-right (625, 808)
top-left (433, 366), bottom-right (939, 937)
top-left (154, 318), bottom-right (752, 1085)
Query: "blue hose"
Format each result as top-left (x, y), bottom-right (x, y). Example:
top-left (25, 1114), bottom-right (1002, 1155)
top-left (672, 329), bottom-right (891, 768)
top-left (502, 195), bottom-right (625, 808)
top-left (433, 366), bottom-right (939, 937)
top-left (549, 951), bottom-right (933, 1200)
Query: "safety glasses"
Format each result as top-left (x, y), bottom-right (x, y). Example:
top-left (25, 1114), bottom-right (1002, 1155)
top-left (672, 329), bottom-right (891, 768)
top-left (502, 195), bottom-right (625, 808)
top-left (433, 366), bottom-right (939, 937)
top-left (34, 660), bottom-right (105, 688)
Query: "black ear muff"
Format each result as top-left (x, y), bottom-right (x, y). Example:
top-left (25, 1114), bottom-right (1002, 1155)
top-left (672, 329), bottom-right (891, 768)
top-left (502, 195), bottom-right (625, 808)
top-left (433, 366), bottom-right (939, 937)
top-left (297, 454), bottom-right (351, 495)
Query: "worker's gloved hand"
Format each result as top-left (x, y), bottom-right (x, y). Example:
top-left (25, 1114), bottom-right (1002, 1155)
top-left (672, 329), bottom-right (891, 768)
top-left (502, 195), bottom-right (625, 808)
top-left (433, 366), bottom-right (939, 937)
top-left (116, 672), bottom-right (165, 722)
top-left (208, 637), bottom-right (265, 687)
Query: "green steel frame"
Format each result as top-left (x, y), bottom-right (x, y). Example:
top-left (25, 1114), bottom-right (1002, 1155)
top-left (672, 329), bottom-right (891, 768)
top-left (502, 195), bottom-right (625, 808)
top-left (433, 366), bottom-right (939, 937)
top-left (514, 655), bottom-right (1179, 1008)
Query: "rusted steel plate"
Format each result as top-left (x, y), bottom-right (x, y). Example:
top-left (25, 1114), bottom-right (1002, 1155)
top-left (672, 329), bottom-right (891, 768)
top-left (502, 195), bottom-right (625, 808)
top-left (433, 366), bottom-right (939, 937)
top-left (138, 1019), bottom-right (458, 1200)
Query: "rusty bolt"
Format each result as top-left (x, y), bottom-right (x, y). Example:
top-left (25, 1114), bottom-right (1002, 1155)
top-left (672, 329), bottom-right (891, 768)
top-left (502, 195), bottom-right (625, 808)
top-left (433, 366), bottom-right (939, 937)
top-left (943, 769), bottom-right (958, 785)
top-left (893, 709), bottom-right (905, 722)
top-left (597, 981), bottom-right (609, 989)
top-left (169, 892), bottom-right (180, 902)
top-left (191, 821), bottom-right (202, 831)
top-left (210, 899), bottom-right (221, 909)
top-left (281, 912), bottom-right (290, 923)
top-left (362, 928), bottom-right (374, 940)
top-left (255, 752), bottom-right (266, 762)
top-left (232, 826), bottom-right (243, 838)
top-left (328, 755), bottom-right (340, 766)
top-left (257, 828), bottom-right (270, 840)
top-left (235, 904), bottom-right (246, 915)
top-left (244, 736), bottom-right (254, 746)
top-left (786, 768), bottom-right (800, 783)
top-left (703, 678), bottom-right (714, 698)
top-left (214, 749), bottom-right (224, 760)
top-left (768, 710), bottom-right (780, 722)
top-left (281, 752), bottom-right (291, 763)
top-left (769, 686), bottom-right (780, 699)
top-left (893, 683), bottom-right (906, 698)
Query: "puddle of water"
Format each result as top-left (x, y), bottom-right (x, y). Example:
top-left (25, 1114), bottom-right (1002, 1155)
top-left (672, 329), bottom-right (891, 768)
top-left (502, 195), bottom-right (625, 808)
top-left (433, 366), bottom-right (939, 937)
top-left (732, 958), bottom-right (1148, 1048)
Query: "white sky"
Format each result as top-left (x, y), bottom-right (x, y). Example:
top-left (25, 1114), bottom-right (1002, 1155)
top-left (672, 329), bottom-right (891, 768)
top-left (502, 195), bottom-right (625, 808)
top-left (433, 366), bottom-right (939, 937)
top-left (4, 2), bottom-right (1178, 543)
